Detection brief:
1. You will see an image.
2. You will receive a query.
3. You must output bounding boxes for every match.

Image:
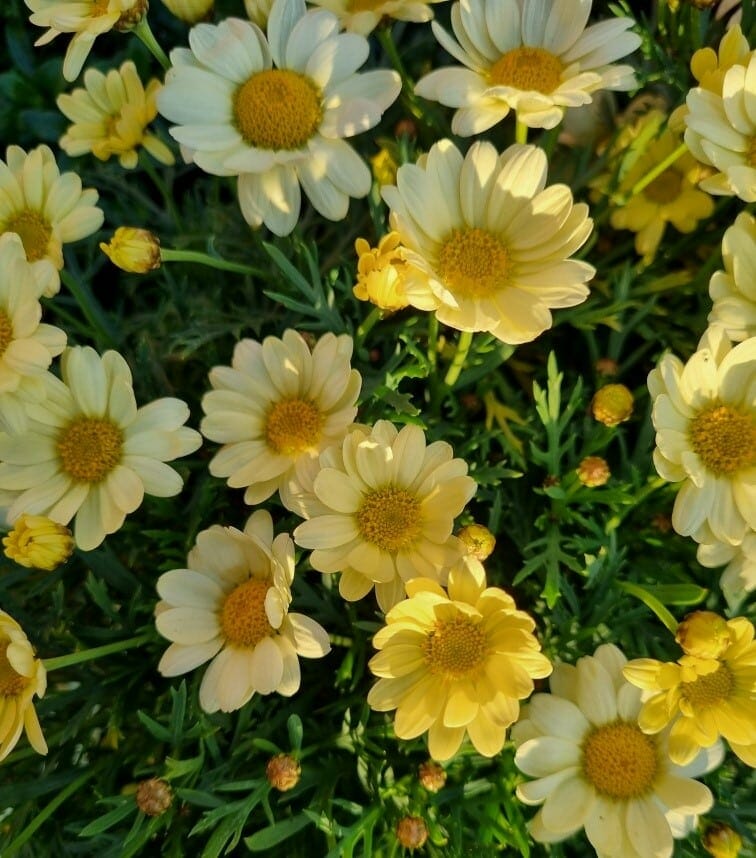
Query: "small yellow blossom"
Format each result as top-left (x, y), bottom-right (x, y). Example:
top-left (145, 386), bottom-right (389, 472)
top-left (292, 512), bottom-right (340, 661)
top-left (703, 822), bottom-right (744, 858)
top-left (161, 0), bottom-right (213, 23)
top-left (3, 515), bottom-right (74, 571)
top-left (591, 383), bottom-right (634, 426)
top-left (577, 456), bottom-right (611, 487)
top-left (100, 227), bottom-right (161, 273)
top-left (457, 523), bottom-right (496, 560)
top-left (676, 611), bottom-right (732, 659)
top-left (353, 232), bottom-right (412, 312)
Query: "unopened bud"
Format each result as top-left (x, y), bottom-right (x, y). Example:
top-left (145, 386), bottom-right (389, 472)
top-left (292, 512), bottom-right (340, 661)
top-left (703, 823), bottom-right (743, 858)
top-left (576, 456), bottom-right (610, 487)
top-left (115, 0), bottom-right (149, 30)
top-left (676, 611), bottom-right (732, 659)
top-left (418, 760), bottom-right (446, 792)
top-left (265, 754), bottom-right (300, 792)
top-left (396, 816), bottom-right (428, 850)
top-left (161, 0), bottom-right (213, 23)
top-left (135, 778), bottom-right (173, 816)
top-left (595, 357), bottom-right (619, 377)
top-left (457, 524), bottom-right (496, 561)
top-left (591, 384), bottom-right (633, 426)
top-left (244, 0), bottom-right (274, 28)
top-left (3, 514), bottom-right (74, 571)
top-left (100, 228), bottom-right (161, 273)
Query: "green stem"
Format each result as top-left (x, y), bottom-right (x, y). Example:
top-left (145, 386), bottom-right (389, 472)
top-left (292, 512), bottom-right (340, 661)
top-left (160, 248), bottom-right (259, 275)
top-left (375, 27), bottom-right (413, 93)
top-left (60, 270), bottom-right (120, 350)
top-left (133, 17), bottom-right (171, 71)
top-left (444, 330), bottom-right (474, 387)
top-left (328, 634), bottom-right (354, 647)
top-left (515, 120), bottom-right (529, 145)
top-left (355, 306), bottom-right (383, 348)
top-left (626, 142), bottom-right (688, 201)
top-left (43, 633), bottom-right (152, 672)
top-left (142, 158), bottom-right (182, 229)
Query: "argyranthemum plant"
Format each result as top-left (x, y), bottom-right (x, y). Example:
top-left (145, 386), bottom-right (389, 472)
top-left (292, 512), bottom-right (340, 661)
top-left (0, 144), bottom-right (103, 298)
top-left (708, 211), bottom-right (756, 342)
top-left (57, 60), bottom-right (175, 170)
top-left (513, 644), bottom-right (723, 857)
top-left (307, 0), bottom-right (445, 36)
top-left (624, 613), bottom-right (756, 767)
top-left (697, 532), bottom-right (755, 610)
top-left (157, 0), bottom-right (401, 235)
top-left (155, 510), bottom-right (330, 713)
top-left (200, 329), bottom-right (361, 508)
top-left (382, 140), bottom-right (595, 344)
top-left (0, 610), bottom-right (47, 762)
top-left (0, 346), bottom-right (202, 551)
top-left (293, 420), bottom-right (477, 612)
top-left (367, 556), bottom-right (552, 761)
top-left (414, 0), bottom-right (641, 133)
top-left (647, 326), bottom-right (755, 547)
top-left (353, 232), bottom-right (414, 312)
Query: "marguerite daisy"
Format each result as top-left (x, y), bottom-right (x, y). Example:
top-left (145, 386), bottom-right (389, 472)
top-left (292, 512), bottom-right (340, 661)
top-left (307, 0), bottom-right (445, 36)
top-left (708, 211), bottom-right (756, 342)
top-left (697, 531), bottom-right (755, 610)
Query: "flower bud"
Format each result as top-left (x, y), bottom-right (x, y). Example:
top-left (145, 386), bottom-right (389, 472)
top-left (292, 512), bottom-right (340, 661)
top-left (161, 0), bottom-right (214, 23)
top-left (395, 816), bottom-right (428, 850)
top-left (703, 822), bottom-right (743, 857)
top-left (244, 0), bottom-right (274, 28)
top-left (115, 0), bottom-right (149, 30)
top-left (576, 456), bottom-right (610, 487)
top-left (675, 611), bottom-right (732, 659)
top-left (3, 515), bottom-right (74, 571)
top-left (100, 228), bottom-right (161, 273)
top-left (135, 778), bottom-right (173, 816)
top-left (591, 384), bottom-right (634, 426)
top-left (265, 754), bottom-right (300, 792)
top-left (370, 148), bottom-right (398, 187)
top-left (457, 523), bottom-right (496, 560)
top-left (418, 760), bottom-right (446, 792)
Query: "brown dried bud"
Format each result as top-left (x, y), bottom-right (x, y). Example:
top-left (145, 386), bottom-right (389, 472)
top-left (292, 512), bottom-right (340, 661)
top-left (576, 456), bottom-right (610, 487)
top-left (595, 357), bottom-right (619, 377)
top-left (651, 513), bottom-right (673, 533)
top-left (591, 384), bottom-right (634, 426)
top-left (115, 0), bottom-right (149, 30)
top-left (265, 754), bottom-right (301, 792)
top-left (135, 778), bottom-right (173, 816)
top-left (396, 816), bottom-right (428, 850)
top-left (418, 760), bottom-right (446, 793)
top-left (394, 118), bottom-right (418, 139)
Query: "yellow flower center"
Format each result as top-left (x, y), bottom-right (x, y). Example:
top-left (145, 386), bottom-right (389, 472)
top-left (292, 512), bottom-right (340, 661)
top-left (644, 169), bottom-right (683, 204)
top-left (423, 616), bottom-right (488, 680)
top-left (234, 70), bottom-right (322, 151)
top-left (356, 486), bottom-right (422, 552)
top-left (0, 311), bottom-right (14, 357)
top-left (582, 721), bottom-right (659, 800)
top-left (488, 47), bottom-right (563, 94)
top-left (689, 404), bottom-right (756, 476)
top-left (265, 398), bottom-right (323, 456)
top-left (437, 227), bottom-right (510, 299)
top-left (0, 644), bottom-right (29, 697)
top-left (3, 210), bottom-right (52, 262)
top-left (57, 418), bottom-right (124, 483)
top-left (220, 578), bottom-right (273, 648)
top-left (681, 663), bottom-right (734, 709)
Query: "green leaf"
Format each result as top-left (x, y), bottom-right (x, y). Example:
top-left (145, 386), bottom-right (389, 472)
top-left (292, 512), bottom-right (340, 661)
top-left (287, 714), bottom-right (303, 752)
top-left (245, 814), bottom-right (312, 851)
top-left (617, 581), bottom-right (678, 634)
top-left (78, 800), bottom-right (135, 837)
top-left (640, 584), bottom-right (708, 606)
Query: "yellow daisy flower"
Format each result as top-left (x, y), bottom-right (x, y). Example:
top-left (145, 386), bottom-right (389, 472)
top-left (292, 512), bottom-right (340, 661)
top-left (353, 232), bottom-right (415, 312)
top-left (24, 0), bottom-right (148, 82)
top-left (697, 532), bottom-right (755, 610)
top-left (513, 644), bottom-right (723, 857)
top-left (307, 0), bottom-right (445, 36)
top-left (0, 144), bottom-right (104, 298)
top-left (100, 227), bottom-right (161, 273)
top-left (0, 345), bottom-right (202, 551)
top-left (624, 614), bottom-right (756, 767)
top-left (57, 61), bottom-right (175, 170)
top-left (367, 556), bottom-right (552, 761)
top-left (689, 24), bottom-right (751, 96)
top-left (648, 326), bottom-right (755, 546)
top-left (708, 211), bottom-right (756, 342)
top-left (415, 0), bottom-right (640, 133)
top-left (201, 330), bottom-right (361, 508)
top-left (292, 420), bottom-right (477, 612)
top-left (3, 514), bottom-right (74, 571)
top-left (0, 610), bottom-right (47, 761)
top-left (156, 510), bottom-right (331, 713)
top-left (383, 140), bottom-right (595, 344)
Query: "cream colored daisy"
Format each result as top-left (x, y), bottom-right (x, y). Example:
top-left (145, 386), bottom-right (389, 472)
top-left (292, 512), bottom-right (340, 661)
top-left (201, 330), bottom-right (361, 508)
top-left (0, 144), bottom-right (104, 298)
top-left (24, 0), bottom-right (148, 82)
top-left (685, 54), bottom-right (756, 203)
top-left (0, 610), bottom-right (47, 761)
top-left (708, 211), bottom-right (756, 342)
top-left (155, 510), bottom-right (330, 713)
top-left (382, 140), bottom-right (595, 344)
top-left (157, 0), bottom-right (401, 236)
top-left (307, 0), bottom-right (445, 36)
top-left (414, 0), bottom-right (641, 133)
top-left (367, 556), bottom-right (552, 761)
top-left (624, 614), bottom-right (756, 768)
top-left (0, 346), bottom-right (202, 551)
top-left (647, 326), bottom-right (755, 546)
top-left (0, 233), bottom-right (66, 434)
top-left (512, 644), bottom-right (723, 857)
top-left (697, 532), bottom-right (755, 610)
top-left (292, 420), bottom-right (477, 612)
top-left (57, 61), bottom-right (175, 170)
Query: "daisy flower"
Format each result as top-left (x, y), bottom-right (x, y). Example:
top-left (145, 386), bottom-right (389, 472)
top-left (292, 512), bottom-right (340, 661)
top-left (24, 0), bottom-right (148, 82)
top-left (647, 326), bottom-right (755, 546)
top-left (0, 346), bottom-right (202, 551)
top-left (292, 420), bottom-right (477, 612)
top-left (414, 0), bottom-right (641, 134)
top-left (307, 0), bottom-right (445, 36)
top-left (0, 610), bottom-right (47, 761)
top-left (353, 232), bottom-right (415, 312)
top-left (624, 614), bottom-right (756, 767)
top-left (512, 644), bottom-right (723, 857)
top-left (157, 0), bottom-right (401, 236)
top-left (57, 61), bottom-right (175, 170)
top-left (697, 532), bottom-right (755, 610)
top-left (0, 145), bottom-right (104, 298)
top-left (0, 233), bottom-right (66, 434)
top-left (685, 54), bottom-right (756, 203)
top-left (688, 24), bottom-right (751, 97)
top-left (200, 330), bottom-right (361, 508)
top-left (382, 140), bottom-right (595, 344)
top-left (155, 510), bottom-right (330, 713)
top-left (708, 211), bottom-right (756, 342)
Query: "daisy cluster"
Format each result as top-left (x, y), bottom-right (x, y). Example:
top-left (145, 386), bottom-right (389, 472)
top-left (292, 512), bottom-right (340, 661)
top-left (0, 0), bottom-right (754, 855)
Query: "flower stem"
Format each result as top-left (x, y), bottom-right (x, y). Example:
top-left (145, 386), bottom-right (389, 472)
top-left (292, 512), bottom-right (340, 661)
top-left (515, 120), bottom-right (528, 144)
top-left (160, 248), bottom-right (260, 275)
top-left (60, 270), bottom-right (120, 350)
top-left (43, 633), bottom-right (152, 672)
top-left (133, 17), bottom-right (171, 72)
top-left (355, 306), bottom-right (383, 348)
top-left (625, 142), bottom-right (688, 201)
top-left (444, 330), bottom-right (474, 387)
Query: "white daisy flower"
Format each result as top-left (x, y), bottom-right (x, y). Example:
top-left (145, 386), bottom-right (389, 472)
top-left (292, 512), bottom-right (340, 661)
top-left (708, 211), bottom-right (756, 342)
top-left (697, 531), bottom-right (755, 611)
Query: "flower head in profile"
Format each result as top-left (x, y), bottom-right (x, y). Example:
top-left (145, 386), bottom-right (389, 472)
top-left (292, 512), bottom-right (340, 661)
top-left (201, 330), bottom-right (361, 508)
top-left (697, 531), bottom-right (755, 610)
top-left (353, 232), bottom-right (416, 312)
top-left (156, 510), bottom-right (330, 713)
top-left (57, 61), bottom-right (175, 170)
top-left (513, 644), bottom-right (723, 857)
top-left (0, 346), bottom-right (202, 551)
top-left (308, 0), bottom-right (445, 36)
top-left (383, 140), bottom-right (594, 344)
top-left (0, 145), bottom-right (103, 297)
top-left (415, 0), bottom-right (641, 134)
top-left (624, 614), bottom-right (756, 767)
top-left (647, 326), bottom-right (755, 547)
top-left (367, 556), bottom-right (552, 761)
top-left (100, 227), bottom-right (162, 273)
top-left (24, 0), bottom-right (148, 81)
top-left (708, 211), bottom-right (756, 342)
top-left (3, 514), bottom-right (74, 571)
top-left (293, 420), bottom-right (477, 612)
top-left (0, 610), bottom-right (47, 761)
top-left (157, 0), bottom-right (401, 235)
